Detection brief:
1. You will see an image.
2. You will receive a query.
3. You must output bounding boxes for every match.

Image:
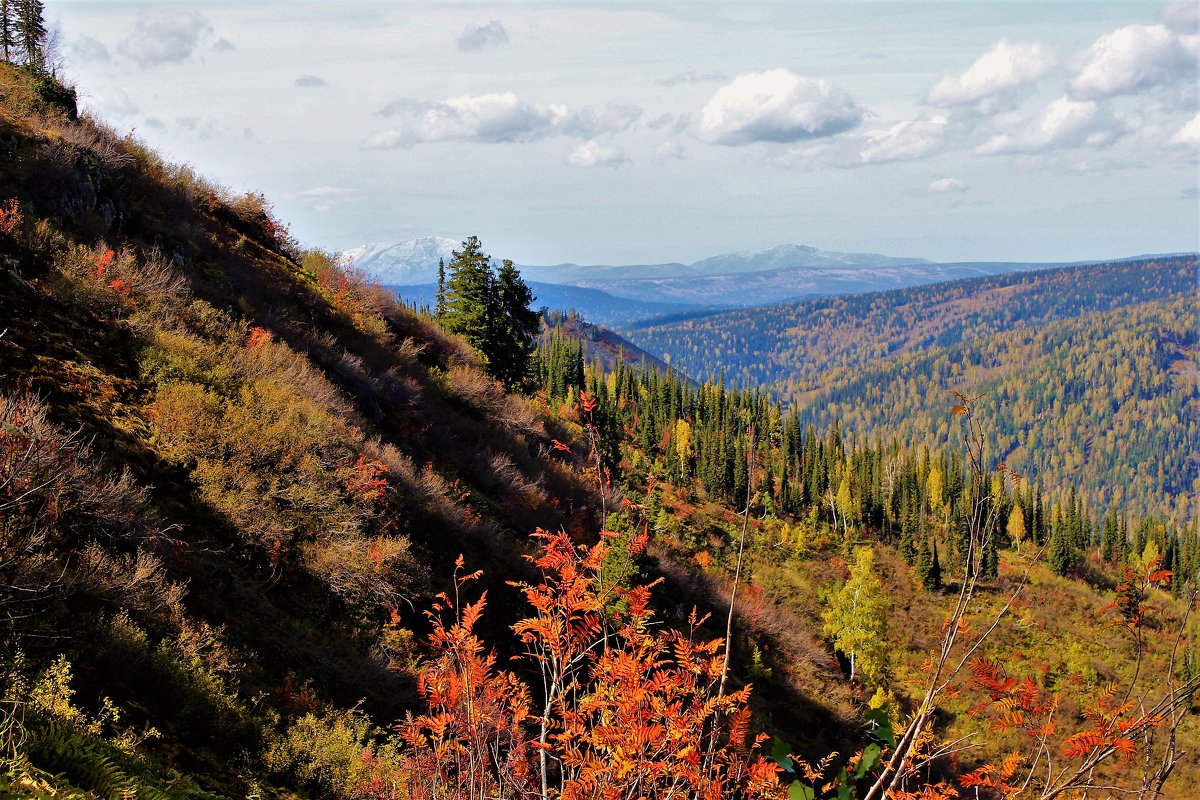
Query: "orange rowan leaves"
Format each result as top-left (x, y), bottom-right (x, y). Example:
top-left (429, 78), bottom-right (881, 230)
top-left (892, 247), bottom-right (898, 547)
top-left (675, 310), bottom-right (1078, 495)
top-left (579, 389), bottom-right (597, 414)
top-left (0, 198), bottom-right (23, 236)
top-left (94, 247), bottom-right (115, 277)
top-left (246, 325), bottom-right (273, 349)
top-left (345, 453), bottom-right (391, 507)
top-left (403, 530), bottom-right (785, 799)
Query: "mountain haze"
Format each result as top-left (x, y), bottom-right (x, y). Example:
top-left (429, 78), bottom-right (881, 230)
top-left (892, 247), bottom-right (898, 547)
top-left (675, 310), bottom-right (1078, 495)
top-left (345, 236), bottom-right (1176, 313)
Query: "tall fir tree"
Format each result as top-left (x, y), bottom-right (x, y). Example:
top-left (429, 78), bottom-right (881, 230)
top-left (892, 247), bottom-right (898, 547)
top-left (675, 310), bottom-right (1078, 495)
top-left (915, 535), bottom-right (933, 590)
top-left (979, 530), bottom-right (999, 581)
top-left (928, 540), bottom-right (942, 591)
top-left (441, 236), bottom-right (494, 351)
top-left (15, 0), bottom-right (45, 69)
top-left (491, 259), bottom-right (540, 390)
top-left (435, 258), bottom-right (446, 318)
top-left (1, 0), bottom-right (14, 64)
top-left (1048, 523), bottom-right (1075, 577)
top-left (441, 237), bottom-right (540, 391)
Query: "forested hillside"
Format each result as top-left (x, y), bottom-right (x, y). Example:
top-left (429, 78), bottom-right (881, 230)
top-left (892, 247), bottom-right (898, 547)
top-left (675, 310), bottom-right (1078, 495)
top-left (529, 341), bottom-right (1200, 798)
top-left (626, 258), bottom-right (1198, 521)
top-left (0, 58), bottom-right (1196, 800)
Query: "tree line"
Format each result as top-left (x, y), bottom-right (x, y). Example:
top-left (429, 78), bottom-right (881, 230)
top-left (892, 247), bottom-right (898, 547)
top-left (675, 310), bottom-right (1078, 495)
top-left (623, 257), bottom-right (1197, 524)
top-left (535, 338), bottom-right (1199, 591)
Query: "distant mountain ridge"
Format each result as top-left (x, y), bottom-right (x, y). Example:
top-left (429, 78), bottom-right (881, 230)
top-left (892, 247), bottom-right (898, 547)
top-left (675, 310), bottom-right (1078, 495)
top-left (342, 237), bottom-right (1191, 317)
top-left (687, 243), bottom-right (932, 275)
top-left (388, 281), bottom-right (703, 328)
top-left (341, 237), bottom-right (935, 287)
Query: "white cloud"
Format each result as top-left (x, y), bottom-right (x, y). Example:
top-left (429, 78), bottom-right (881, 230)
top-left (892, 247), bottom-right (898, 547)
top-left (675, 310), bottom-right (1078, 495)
top-left (117, 11), bottom-right (214, 68)
top-left (1069, 24), bottom-right (1199, 99)
top-left (930, 177), bottom-right (969, 193)
top-left (566, 141), bottom-right (628, 168)
top-left (558, 104), bottom-right (643, 138)
top-left (1170, 112), bottom-right (1200, 145)
top-left (928, 40), bottom-right (1056, 108)
top-left (1160, 1), bottom-right (1200, 33)
top-left (174, 115), bottom-right (226, 140)
top-left (859, 116), bottom-right (948, 164)
top-left (456, 20), bottom-right (509, 52)
top-left (698, 69), bottom-right (862, 145)
top-left (211, 38), bottom-right (235, 53)
top-left (976, 96), bottom-right (1124, 155)
top-left (368, 94), bottom-right (639, 147)
top-left (295, 74), bottom-right (328, 88)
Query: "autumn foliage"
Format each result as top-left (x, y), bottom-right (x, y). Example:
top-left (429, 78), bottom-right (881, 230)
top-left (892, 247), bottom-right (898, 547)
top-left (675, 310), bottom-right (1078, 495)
top-left (0, 198), bottom-right (22, 236)
top-left (399, 534), bottom-right (784, 800)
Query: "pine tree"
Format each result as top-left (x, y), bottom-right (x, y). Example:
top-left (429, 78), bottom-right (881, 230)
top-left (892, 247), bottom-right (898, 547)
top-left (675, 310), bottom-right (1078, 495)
top-left (441, 238), bottom-right (539, 391)
top-left (980, 531), bottom-right (999, 581)
top-left (492, 259), bottom-right (540, 390)
top-left (1048, 523), bottom-right (1075, 577)
top-left (435, 258), bottom-right (446, 318)
top-left (1, 0), bottom-right (15, 64)
top-left (14, 0), bottom-right (45, 69)
top-left (915, 535), bottom-right (933, 590)
top-left (441, 236), bottom-right (494, 353)
top-left (928, 540), bottom-right (942, 591)
top-left (899, 507), bottom-right (916, 565)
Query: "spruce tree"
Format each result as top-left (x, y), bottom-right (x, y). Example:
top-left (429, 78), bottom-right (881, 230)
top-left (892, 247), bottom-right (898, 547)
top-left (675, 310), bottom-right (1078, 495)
top-left (441, 236), bottom-right (494, 353)
top-left (15, 0), bottom-right (45, 69)
top-left (899, 501), bottom-right (916, 565)
top-left (435, 258), bottom-right (446, 318)
top-left (492, 259), bottom-right (540, 390)
top-left (980, 531), bottom-right (999, 581)
top-left (1048, 523), bottom-right (1075, 577)
top-left (915, 535), bottom-right (932, 590)
top-left (928, 540), bottom-right (942, 591)
top-left (1, 0), bottom-right (14, 64)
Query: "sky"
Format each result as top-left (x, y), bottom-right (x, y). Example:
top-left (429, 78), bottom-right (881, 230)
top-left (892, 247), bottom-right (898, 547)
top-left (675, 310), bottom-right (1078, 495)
top-left (50, 1), bottom-right (1200, 265)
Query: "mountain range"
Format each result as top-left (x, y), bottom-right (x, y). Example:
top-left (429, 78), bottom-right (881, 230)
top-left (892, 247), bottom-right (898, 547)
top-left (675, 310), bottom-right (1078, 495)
top-left (344, 236), bottom-right (1182, 316)
top-left (341, 237), bottom-right (935, 286)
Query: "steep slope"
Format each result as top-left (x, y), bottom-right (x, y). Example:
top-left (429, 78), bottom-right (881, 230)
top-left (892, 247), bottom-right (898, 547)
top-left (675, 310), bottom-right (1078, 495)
top-left (0, 64), bottom-right (594, 797)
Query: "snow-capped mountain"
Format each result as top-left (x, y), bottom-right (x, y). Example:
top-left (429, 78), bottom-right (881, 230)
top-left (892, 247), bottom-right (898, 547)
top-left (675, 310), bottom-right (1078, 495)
top-left (340, 236), bottom-right (459, 284)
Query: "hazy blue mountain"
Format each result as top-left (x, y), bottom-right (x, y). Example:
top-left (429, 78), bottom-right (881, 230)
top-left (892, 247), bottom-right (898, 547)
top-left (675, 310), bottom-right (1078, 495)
top-left (346, 237), bottom-right (1186, 315)
top-left (685, 243), bottom-right (931, 275)
top-left (571, 261), bottom-right (1062, 306)
top-left (389, 281), bottom-right (705, 328)
top-left (343, 238), bottom-right (933, 288)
